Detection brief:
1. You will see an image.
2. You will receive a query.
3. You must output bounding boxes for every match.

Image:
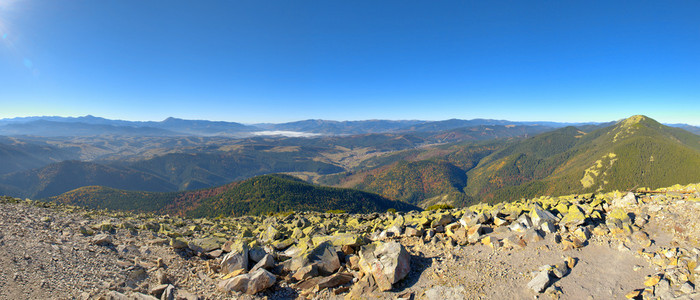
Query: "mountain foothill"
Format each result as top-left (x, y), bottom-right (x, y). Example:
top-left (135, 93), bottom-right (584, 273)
top-left (0, 115), bottom-right (698, 216)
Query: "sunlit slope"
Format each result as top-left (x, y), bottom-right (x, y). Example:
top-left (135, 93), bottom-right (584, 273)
top-left (465, 115), bottom-right (700, 202)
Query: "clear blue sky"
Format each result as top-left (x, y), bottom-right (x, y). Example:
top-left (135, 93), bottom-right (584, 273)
top-left (0, 1), bottom-right (698, 124)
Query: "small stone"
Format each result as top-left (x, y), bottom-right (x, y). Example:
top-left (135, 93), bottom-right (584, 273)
top-left (527, 270), bottom-right (551, 293)
top-left (169, 238), bottom-right (188, 249)
top-left (404, 227), bottom-right (422, 237)
top-left (565, 256), bottom-right (576, 268)
top-left (386, 225), bottom-right (403, 236)
top-left (293, 264), bottom-right (318, 281)
top-left (493, 217), bottom-right (508, 227)
top-left (625, 290), bottom-right (642, 299)
top-left (561, 205), bottom-right (586, 227)
top-left (207, 249), bottom-right (223, 258)
top-left (655, 279), bottom-right (672, 298)
top-left (315, 272), bottom-right (354, 290)
top-left (552, 263), bottom-right (569, 278)
top-left (156, 269), bottom-right (170, 284)
top-left (90, 234), bottom-right (112, 246)
top-left (467, 225), bottom-right (486, 244)
top-left (680, 282), bottom-right (695, 294)
top-left (644, 274), bottom-right (660, 287)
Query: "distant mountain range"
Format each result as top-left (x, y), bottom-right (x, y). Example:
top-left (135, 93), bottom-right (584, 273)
top-left (5, 115), bottom-right (692, 137)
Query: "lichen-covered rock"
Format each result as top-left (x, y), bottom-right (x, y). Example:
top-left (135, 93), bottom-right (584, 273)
top-left (561, 205), bottom-right (586, 227)
top-left (220, 241), bottom-right (249, 274)
top-left (283, 241), bottom-right (340, 275)
top-left (358, 241), bottom-right (410, 291)
top-left (188, 237), bottom-right (224, 253)
top-left (311, 232), bottom-right (364, 247)
top-left (431, 213), bottom-right (454, 228)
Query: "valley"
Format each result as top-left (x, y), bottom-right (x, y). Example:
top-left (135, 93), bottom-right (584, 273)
top-left (0, 115), bottom-right (698, 215)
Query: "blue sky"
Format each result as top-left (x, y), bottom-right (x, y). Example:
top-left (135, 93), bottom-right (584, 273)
top-left (0, 1), bottom-right (698, 125)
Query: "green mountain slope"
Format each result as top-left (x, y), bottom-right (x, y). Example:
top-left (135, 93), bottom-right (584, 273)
top-left (465, 115), bottom-right (700, 202)
top-left (47, 174), bottom-right (419, 216)
top-left (187, 174), bottom-right (419, 217)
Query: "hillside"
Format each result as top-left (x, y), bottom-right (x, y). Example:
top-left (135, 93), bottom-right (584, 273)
top-left (355, 160), bottom-right (470, 207)
top-left (465, 115), bottom-right (700, 202)
top-left (186, 174), bottom-right (419, 217)
top-left (0, 137), bottom-right (79, 175)
top-left (48, 174), bottom-right (419, 217)
top-left (0, 161), bottom-right (176, 199)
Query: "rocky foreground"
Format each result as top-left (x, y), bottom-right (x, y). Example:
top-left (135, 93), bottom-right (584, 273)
top-left (1, 184), bottom-right (699, 300)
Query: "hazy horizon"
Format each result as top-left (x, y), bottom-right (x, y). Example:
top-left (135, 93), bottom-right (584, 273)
top-left (1, 113), bottom-right (698, 127)
top-left (1, 1), bottom-right (698, 125)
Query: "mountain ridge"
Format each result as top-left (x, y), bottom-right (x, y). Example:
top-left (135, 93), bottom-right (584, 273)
top-left (6, 115), bottom-right (691, 137)
top-left (47, 174), bottom-right (420, 217)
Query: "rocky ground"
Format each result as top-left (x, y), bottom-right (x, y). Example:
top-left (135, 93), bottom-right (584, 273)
top-left (0, 183), bottom-right (699, 300)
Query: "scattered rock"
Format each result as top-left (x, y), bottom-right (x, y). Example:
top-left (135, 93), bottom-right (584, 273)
top-left (220, 242), bottom-right (249, 274)
top-left (358, 241), bottom-right (411, 291)
top-left (527, 270), bottom-right (551, 293)
top-left (90, 233), bottom-right (112, 246)
top-left (250, 254), bottom-right (275, 272)
top-left (293, 264), bottom-right (319, 281)
top-left (217, 268), bottom-right (276, 295)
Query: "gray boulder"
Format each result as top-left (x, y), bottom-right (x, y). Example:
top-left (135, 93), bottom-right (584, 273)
top-left (250, 254), bottom-right (275, 272)
top-left (613, 192), bottom-right (637, 207)
top-left (217, 268), bottom-right (276, 295)
top-left (530, 207), bottom-right (557, 227)
top-left (220, 241), bottom-right (249, 274)
top-left (283, 241), bottom-right (340, 275)
top-left (358, 241), bottom-right (411, 291)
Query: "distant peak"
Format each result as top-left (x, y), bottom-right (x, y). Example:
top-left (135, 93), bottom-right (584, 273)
top-left (618, 115), bottom-right (656, 128)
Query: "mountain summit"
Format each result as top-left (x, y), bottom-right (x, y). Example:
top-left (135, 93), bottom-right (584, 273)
top-left (464, 115), bottom-right (700, 202)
